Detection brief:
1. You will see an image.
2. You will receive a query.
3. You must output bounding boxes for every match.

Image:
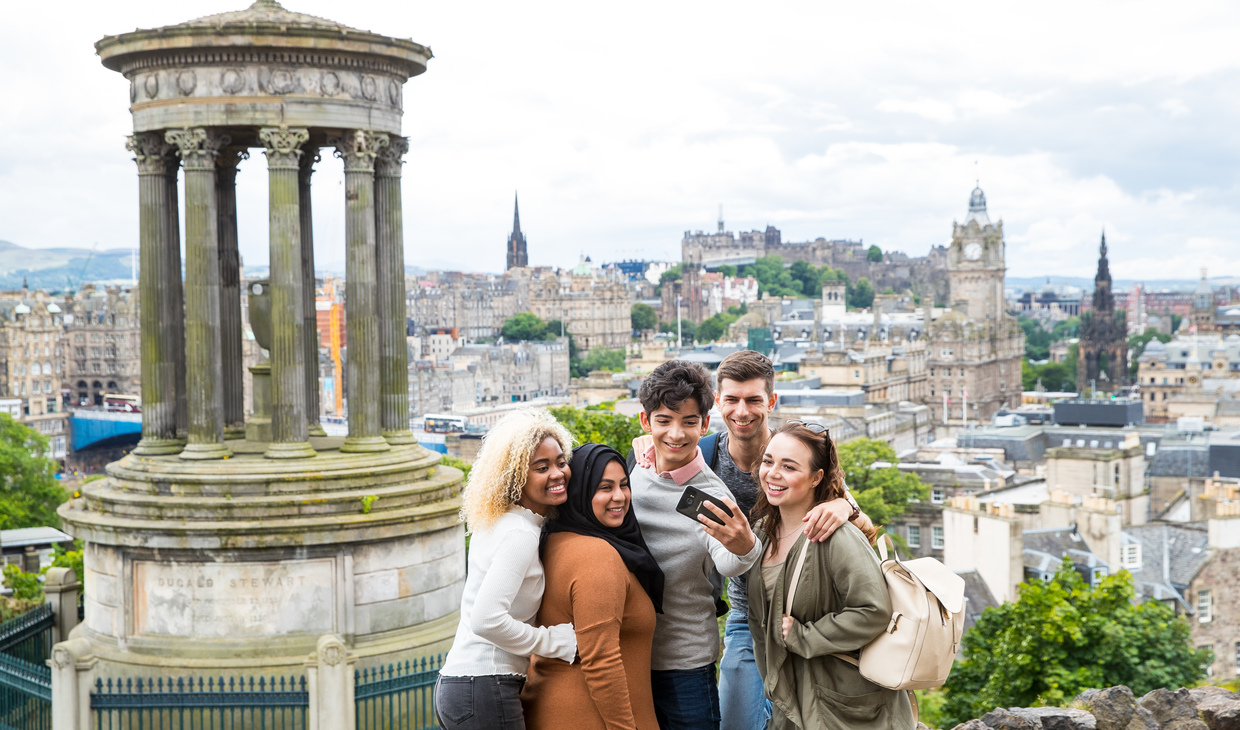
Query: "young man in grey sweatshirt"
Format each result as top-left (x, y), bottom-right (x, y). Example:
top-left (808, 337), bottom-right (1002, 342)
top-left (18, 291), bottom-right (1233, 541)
top-left (629, 359), bottom-right (761, 730)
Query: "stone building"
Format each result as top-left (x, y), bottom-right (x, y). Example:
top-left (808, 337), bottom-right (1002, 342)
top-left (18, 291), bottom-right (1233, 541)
top-left (0, 287), bottom-right (69, 459)
top-left (1136, 334), bottom-right (1240, 423)
top-left (408, 340), bottom-right (569, 416)
top-left (1189, 515), bottom-right (1240, 679)
top-left (922, 185), bottom-right (1024, 427)
top-left (1078, 233), bottom-right (1128, 393)
top-left (526, 262), bottom-right (631, 353)
top-left (406, 273), bottom-right (522, 341)
top-left (678, 215), bottom-right (948, 323)
top-left (1044, 431), bottom-right (1148, 525)
top-left (64, 285), bottom-right (141, 406)
top-left (795, 342), bottom-right (928, 406)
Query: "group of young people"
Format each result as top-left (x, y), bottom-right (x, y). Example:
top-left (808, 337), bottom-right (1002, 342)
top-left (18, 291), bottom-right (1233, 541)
top-left (433, 350), bottom-right (915, 730)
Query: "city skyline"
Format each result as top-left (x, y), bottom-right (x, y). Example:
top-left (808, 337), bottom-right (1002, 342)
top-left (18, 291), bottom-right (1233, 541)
top-left (2, 0), bottom-right (1239, 279)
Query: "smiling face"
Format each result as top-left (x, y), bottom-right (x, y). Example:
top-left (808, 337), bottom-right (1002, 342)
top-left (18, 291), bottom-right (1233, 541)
top-left (519, 436), bottom-right (570, 516)
top-left (591, 459), bottom-right (631, 529)
top-left (759, 432), bottom-right (823, 512)
top-left (717, 377), bottom-right (777, 446)
top-left (639, 399), bottom-right (710, 473)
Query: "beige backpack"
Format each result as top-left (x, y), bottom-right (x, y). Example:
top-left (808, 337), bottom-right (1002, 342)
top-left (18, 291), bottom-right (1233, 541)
top-left (785, 533), bottom-right (965, 691)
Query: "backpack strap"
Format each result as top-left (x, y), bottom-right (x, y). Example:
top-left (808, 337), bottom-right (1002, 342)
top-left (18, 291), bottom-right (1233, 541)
top-left (701, 432), bottom-right (720, 470)
top-left (783, 538), bottom-right (811, 619)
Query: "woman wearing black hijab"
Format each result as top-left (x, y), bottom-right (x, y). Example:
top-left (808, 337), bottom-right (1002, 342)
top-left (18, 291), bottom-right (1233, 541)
top-left (522, 443), bottom-right (664, 730)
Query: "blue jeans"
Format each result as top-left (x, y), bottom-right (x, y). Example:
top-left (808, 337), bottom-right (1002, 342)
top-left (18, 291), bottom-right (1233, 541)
top-left (651, 663), bottom-right (721, 730)
top-left (719, 613), bottom-right (773, 730)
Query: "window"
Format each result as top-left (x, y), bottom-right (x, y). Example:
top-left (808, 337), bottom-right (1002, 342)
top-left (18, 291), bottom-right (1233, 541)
top-left (1198, 590), bottom-right (1213, 622)
top-left (931, 526), bottom-right (944, 550)
top-left (908, 525), bottom-right (921, 548)
top-left (1120, 543), bottom-right (1142, 571)
top-left (1201, 646), bottom-right (1214, 677)
top-left (931, 488), bottom-right (945, 504)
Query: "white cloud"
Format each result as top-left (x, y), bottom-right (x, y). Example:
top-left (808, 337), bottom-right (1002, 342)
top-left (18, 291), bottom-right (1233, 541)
top-left (1, 0), bottom-right (1239, 281)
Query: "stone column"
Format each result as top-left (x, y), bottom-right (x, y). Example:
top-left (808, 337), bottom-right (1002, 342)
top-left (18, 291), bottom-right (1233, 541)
top-left (43, 567), bottom-right (81, 644)
top-left (50, 638), bottom-right (95, 730)
top-left (217, 148), bottom-right (249, 440)
top-left (333, 130), bottom-right (390, 453)
top-left (299, 148), bottom-right (327, 437)
top-left (166, 127), bottom-right (231, 460)
top-left (375, 137), bottom-right (414, 445)
top-left (165, 157), bottom-right (188, 439)
top-left (125, 133), bottom-right (181, 455)
top-left (259, 126), bottom-right (316, 459)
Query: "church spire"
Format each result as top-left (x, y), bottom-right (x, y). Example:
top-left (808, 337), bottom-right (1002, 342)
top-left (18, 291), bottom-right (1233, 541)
top-left (506, 192), bottom-right (528, 270)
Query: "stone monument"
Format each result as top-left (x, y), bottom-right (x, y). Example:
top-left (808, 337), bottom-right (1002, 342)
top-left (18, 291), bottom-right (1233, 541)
top-left (58, 1), bottom-right (464, 681)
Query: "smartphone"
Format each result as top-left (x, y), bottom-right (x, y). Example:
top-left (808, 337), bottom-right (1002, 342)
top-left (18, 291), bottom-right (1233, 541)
top-left (676, 486), bottom-right (734, 526)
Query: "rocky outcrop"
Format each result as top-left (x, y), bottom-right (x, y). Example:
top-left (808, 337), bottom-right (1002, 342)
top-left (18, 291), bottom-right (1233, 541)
top-left (948, 686), bottom-right (1240, 730)
top-left (1189, 688), bottom-right (1240, 730)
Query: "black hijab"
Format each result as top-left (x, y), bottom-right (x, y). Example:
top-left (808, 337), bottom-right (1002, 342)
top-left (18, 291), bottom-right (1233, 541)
top-left (542, 443), bottom-right (665, 613)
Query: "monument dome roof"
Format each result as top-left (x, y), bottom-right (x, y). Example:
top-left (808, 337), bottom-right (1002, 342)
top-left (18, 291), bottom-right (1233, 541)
top-left (97, 0), bottom-right (430, 79)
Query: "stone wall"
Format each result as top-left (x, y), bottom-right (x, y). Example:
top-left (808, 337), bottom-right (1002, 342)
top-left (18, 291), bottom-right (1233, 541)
top-left (941, 685), bottom-right (1240, 730)
top-left (1191, 548), bottom-right (1240, 680)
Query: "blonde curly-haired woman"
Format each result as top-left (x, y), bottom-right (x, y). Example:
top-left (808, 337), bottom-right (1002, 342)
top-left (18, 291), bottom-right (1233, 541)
top-left (435, 409), bottom-right (580, 730)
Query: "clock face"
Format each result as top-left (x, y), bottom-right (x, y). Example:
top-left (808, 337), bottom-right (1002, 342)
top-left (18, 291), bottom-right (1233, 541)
top-left (964, 242), bottom-right (983, 261)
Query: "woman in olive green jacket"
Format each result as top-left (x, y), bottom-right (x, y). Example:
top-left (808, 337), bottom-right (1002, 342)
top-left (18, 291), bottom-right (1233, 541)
top-left (746, 423), bottom-right (915, 729)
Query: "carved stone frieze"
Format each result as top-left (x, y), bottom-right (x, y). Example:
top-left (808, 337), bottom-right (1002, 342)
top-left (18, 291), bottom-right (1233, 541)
top-left (126, 64), bottom-right (404, 109)
top-left (331, 130), bottom-right (388, 173)
top-left (165, 128), bottom-right (231, 171)
top-left (374, 136), bottom-right (408, 178)
top-left (258, 126), bottom-right (310, 170)
top-left (125, 132), bottom-right (175, 175)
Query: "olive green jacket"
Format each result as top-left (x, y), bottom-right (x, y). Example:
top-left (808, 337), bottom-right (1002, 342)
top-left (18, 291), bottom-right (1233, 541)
top-left (746, 524), bottom-right (915, 730)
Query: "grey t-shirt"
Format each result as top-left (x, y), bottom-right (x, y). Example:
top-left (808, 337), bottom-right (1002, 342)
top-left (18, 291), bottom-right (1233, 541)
top-left (714, 433), bottom-right (762, 619)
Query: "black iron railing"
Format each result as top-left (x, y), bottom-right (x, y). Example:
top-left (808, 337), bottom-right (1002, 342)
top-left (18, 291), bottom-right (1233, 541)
top-left (355, 654), bottom-right (443, 730)
top-left (0, 652), bottom-right (52, 730)
top-left (93, 675), bottom-right (309, 730)
top-left (0, 604), bottom-right (54, 666)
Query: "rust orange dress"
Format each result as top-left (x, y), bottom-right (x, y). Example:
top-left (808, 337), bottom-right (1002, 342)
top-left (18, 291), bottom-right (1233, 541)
top-left (522, 532), bottom-right (658, 730)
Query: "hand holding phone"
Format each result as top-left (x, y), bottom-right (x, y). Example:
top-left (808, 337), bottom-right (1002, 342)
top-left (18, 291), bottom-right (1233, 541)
top-left (676, 486), bottom-right (734, 526)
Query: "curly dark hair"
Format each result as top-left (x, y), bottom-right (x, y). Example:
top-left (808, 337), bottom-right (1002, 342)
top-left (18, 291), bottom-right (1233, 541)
top-left (638, 359), bottom-right (714, 418)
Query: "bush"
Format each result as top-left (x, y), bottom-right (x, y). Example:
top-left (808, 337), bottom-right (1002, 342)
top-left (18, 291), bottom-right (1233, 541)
top-left (2, 564), bottom-right (43, 602)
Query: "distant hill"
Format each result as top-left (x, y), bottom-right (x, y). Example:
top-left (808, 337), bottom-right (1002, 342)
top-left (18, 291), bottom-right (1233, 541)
top-left (0, 240), bottom-right (136, 291)
top-left (1008, 275), bottom-right (1240, 293)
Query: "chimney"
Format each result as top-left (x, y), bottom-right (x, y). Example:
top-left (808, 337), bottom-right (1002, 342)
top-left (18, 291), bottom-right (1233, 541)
top-left (942, 496), bottom-right (1022, 603)
top-left (1077, 496), bottom-right (1122, 569)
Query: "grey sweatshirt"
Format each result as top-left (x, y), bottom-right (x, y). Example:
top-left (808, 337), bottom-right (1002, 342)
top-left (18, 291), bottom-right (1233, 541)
top-left (630, 460), bottom-right (763, 671)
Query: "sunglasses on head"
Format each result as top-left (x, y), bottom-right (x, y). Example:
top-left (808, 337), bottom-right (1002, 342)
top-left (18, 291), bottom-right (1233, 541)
top-left (787, 420), bottom-right (830, 436)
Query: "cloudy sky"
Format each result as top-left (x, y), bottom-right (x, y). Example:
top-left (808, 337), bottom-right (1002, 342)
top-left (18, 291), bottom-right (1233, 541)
top-left (2, 0), bottom-right (1238, 279)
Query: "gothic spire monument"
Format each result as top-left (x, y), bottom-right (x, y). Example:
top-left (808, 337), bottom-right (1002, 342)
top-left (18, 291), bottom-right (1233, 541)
top-left (57, 0), bottom-right (464, 689)
top-left (1078, 231), bottom-right (1128, 393)
top-left (506, 193), bottom-right (528, 269)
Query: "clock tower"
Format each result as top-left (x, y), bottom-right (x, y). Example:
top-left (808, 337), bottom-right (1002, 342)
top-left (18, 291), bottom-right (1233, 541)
top-left (947, 184), bottom-right (1006, 322)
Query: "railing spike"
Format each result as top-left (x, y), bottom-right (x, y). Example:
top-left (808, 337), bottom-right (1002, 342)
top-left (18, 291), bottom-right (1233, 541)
top-left (125, 677), bottom-right (132, 693)
top-left (178, 676), bottom-right (185, 692)
top-left (229, 676), bottom-right (235, 692)
top-left (259, 675), bottom-right (266, 691)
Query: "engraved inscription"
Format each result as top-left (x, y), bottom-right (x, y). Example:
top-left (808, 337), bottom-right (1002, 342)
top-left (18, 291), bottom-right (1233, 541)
top-left (134, 559), bottom-right (335, 638)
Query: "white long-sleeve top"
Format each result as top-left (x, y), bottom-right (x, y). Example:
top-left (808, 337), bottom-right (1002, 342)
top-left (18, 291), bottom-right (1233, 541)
top-left (440, 506), bottom-right (578, 677)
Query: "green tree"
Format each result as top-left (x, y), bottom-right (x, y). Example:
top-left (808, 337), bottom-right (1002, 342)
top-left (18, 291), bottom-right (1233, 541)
top-left (867, 245), bottom-right (883, 262)
top-left (549, 405), bottom-right (645, 454)
top-left (835, 438), bottom-right (927, 526)
top-left (631, 302), bottom-right (658, 333)
top-left (2, 564), bottom-right (43, 602)
top-left (1022, 361), bottom-right (1076, 392)
top-left (659, 319), bottom-right (698, 345)
top-left (941, 559), bottom-right (1210, 726)
top-left (0, 413), bottom-right (66, 530)
top-left (717, 264), bottom-right (738, 278)
top-left (659, 264), bottom-right (683, 285)
top-left (501, 312), bottom-right (551, 342)
top-left (577, 348), bottom-right (626, 374)
top-left (848, 278), bottom-right (875, 310)
top-left (698, 312), bottom-right (739, 343)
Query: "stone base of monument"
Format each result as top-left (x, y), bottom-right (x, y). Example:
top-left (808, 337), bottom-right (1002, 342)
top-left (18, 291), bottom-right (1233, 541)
top-left (58, 437), bottom-right (464, 681)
